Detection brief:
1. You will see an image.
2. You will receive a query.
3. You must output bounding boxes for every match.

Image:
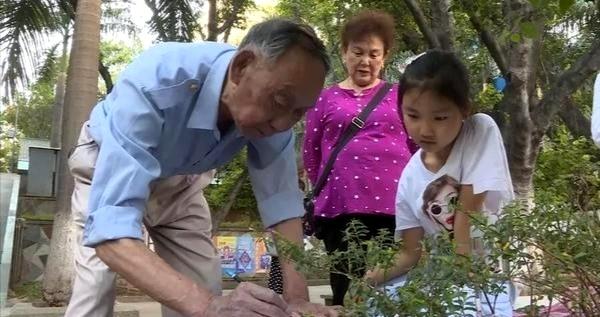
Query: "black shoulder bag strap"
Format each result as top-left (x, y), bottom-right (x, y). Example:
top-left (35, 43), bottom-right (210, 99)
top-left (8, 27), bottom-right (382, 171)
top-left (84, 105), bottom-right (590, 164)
top-left (307, 82), bottom-right (393, 202)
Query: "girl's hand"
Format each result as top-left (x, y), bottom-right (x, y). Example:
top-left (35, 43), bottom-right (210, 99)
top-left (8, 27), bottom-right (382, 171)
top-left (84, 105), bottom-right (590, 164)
top-left (364, 269), bottom-right (381, 287)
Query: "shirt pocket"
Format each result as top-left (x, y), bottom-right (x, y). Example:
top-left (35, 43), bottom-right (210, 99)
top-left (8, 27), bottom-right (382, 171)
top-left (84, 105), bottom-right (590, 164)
top-left (145, 78), bottom-right (202, 110)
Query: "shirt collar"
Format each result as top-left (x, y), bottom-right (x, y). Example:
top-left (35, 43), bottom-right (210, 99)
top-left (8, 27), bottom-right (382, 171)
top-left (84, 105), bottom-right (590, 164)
top-left (187, 49), bottom-right (236, 131)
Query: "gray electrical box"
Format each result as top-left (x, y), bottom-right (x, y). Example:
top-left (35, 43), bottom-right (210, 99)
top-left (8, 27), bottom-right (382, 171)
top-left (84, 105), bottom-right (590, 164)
top-left (26, 147), bottom-right (59, 197)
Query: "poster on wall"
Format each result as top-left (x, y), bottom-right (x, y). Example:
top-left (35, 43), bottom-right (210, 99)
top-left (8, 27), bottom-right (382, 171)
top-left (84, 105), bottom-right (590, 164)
top-left (255, 238), bottom-right (270, 273)
top-left (216, 236), bottom-right (237, 277)
top-left (235, 234), bottom-right (255, 275)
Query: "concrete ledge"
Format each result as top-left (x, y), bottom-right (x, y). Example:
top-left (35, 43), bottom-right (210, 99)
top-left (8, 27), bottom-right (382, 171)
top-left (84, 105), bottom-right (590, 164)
top-left (1, 285), bottom-right (332, 316)
top-left (222, 277), bottom-right (328, 290)
top-left (1, 173), bottom-right (20, 311)
top-left (3, 303), bottom-right (140, 317)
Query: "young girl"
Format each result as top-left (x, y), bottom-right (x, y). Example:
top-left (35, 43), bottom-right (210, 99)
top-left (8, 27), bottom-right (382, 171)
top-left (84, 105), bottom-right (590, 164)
top-left (365, 50), bottom-right (515, 316)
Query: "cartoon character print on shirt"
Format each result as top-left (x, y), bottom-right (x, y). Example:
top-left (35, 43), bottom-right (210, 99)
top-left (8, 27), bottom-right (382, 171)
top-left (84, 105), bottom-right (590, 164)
top-left (421, 175), bottom-right (461, 234)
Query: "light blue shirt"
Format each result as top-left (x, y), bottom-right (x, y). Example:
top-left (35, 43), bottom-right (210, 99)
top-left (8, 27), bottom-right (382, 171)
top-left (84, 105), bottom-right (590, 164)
top-left (84, 42), bottom-right (304, 247)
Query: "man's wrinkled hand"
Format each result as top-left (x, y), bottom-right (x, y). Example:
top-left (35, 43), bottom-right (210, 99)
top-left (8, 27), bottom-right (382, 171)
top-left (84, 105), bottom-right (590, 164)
top-left (200, 282), bottom-right (289, 317)
top-left (287, 299), bottom-right (341, 317)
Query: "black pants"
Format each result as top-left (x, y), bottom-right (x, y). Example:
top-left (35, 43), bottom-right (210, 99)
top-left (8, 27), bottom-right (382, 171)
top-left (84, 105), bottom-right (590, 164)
top-left (318, 213), bottom-right (395, 306)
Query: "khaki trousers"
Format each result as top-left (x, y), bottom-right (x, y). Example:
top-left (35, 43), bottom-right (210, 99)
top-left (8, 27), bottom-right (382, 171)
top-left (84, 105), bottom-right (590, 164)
top-left (64, 123), bottom-right (221, 317)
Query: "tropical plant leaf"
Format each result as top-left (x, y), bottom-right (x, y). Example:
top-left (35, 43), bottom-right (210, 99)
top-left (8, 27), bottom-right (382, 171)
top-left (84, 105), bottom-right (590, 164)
top-left (146, 0), bottom-right (203, 42)
top-left (0, 0), bottom-right (62, 98)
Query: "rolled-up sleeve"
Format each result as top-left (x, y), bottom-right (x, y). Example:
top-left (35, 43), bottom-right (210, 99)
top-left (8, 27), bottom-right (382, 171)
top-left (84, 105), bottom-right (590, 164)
top-left (84, 79), bottom-right (163, 247)
top-left (247, 131), bottom-right (304, 228)
top-left (394, 181), bottom-right (420, 240)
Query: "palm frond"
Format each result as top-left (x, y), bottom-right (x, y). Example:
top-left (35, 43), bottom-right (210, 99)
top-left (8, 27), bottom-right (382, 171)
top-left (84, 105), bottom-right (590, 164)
top-left (146, 0), bottom-right (203, 42)
top-left (217, 0), bottom-right (256, 33)
top-left (0, 0), bottom-right (62, 98)
top-left (57, 0), bottom-right (75, 19)
top-left (101, 1), bottom-right (139, 37)
top-left (37, 44), bottom-right (60, 84)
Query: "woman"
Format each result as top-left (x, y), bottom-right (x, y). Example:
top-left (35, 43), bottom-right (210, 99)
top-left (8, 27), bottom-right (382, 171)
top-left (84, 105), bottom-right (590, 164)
top-left (303, 10), bottom-right (417, 306)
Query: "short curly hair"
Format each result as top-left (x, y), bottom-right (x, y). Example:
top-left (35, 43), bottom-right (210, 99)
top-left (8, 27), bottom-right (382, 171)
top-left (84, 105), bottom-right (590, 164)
top-left (341, 10), bottom-right (395, 53)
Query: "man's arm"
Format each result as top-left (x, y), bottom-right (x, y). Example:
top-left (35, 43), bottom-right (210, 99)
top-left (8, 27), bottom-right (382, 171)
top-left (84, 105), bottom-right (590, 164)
top-left (90, 80), bottom-right (289, 316)
top-left (272, 218), bottom-right (339, 316)
top-left (271, 217), bottom-right (309, 302)
top-left (96, 239), bottom-right (212, 315)
top-left (247, 132), bottom-right (309, 296)
top-left (97, 239), bottom-right (290, 317)
top-left (248, 132), bottom-right (338, 316)
top-left (85, 77), bottom-right (221, 314)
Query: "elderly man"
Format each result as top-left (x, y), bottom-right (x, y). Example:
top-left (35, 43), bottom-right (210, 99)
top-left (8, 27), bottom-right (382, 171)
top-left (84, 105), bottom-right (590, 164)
top-left (64, 18), bottom-right (335, 317)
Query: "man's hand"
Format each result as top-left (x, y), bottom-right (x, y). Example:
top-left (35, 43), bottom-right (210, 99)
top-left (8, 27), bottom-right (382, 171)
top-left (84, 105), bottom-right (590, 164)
top-left (288, 300), bottom-right (341, 317)
top-left (200, 282), bottom-right (289, 317)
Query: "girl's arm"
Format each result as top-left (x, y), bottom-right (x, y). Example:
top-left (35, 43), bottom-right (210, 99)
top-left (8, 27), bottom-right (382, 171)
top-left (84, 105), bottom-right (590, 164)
top-left (454, 184), bottom-right (486, 256)
top-left (365, 227), bottom-right (424, 286)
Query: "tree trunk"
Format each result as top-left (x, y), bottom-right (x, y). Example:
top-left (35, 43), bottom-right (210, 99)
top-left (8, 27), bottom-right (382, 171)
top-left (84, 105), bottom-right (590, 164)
top-left (50, 33), bottom-right (70, 148)
top-left (98, 59), bottom-right (113, 93)
top-left (503, 0), bottom-right (537, 208)
top-left (558, 98), bottom-right (592, 139)
top-left (211, 172), bottom-right (248, 236)
top-left (533, 40), bottom-right (600, 131)
top-left (206, 0), bottom-right (218, 41)
top-left (403, 0), bottom-right (441, 49)
top-left (50, 73), bottom-right (66, 149)
top-left (465, 12), bottom-right (508, 76)
top-left (223, 27), bottom-right (232, 43)
top-left (42, 0), bottom-right (102, 306)
top-left (400, 30), bottom-right (423, 54)
top-left (430, 0), bottom-right (454, 50)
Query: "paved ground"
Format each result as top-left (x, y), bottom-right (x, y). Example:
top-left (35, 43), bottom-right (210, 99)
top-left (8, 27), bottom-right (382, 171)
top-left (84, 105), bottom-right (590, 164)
top-left (1, 285), bottom-right (332, 317)
top-left (1, 284), bottom-right (549, 317)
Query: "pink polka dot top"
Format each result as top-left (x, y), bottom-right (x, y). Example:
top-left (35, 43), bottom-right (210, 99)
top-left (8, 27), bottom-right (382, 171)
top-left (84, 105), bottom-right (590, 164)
top-left (303, 81), bottom-right (418, 219)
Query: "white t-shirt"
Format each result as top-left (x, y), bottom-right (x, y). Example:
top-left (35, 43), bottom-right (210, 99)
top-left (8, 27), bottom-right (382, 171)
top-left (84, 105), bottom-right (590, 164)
top-left (592, 73), bottom-right (600, 148)
top-left (395, 113), bottom-right (514, 239)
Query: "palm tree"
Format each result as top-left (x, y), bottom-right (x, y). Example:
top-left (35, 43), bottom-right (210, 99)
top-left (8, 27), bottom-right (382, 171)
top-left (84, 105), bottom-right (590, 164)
top-left (1, 0), bottom-right (135, 145)
top-left (42, 0), bottom-right (102, 305)
top-left (145, 0), bottom-right (256, 42)
top-left (0, 0), bottom-right (63, 98)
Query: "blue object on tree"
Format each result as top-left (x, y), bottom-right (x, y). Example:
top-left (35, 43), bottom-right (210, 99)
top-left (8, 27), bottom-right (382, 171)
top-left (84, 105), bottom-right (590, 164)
top-left (493, 76), bottom-right (507, 92)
